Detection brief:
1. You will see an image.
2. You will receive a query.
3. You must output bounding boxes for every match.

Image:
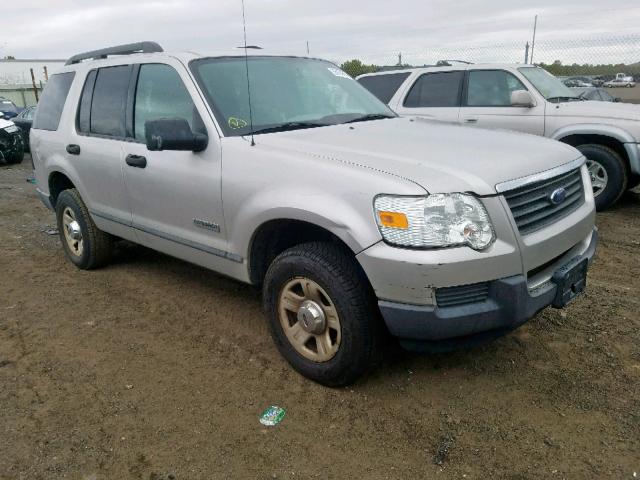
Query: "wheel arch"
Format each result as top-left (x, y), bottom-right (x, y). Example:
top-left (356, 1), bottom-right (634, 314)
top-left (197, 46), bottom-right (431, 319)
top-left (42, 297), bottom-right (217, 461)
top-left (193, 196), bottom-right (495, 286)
top-left (247, 218), bottom-right (375, 287)
top-left (551, 124), bottom-right (639, 174)
top-left (48, 170), bottom-right (77, 208)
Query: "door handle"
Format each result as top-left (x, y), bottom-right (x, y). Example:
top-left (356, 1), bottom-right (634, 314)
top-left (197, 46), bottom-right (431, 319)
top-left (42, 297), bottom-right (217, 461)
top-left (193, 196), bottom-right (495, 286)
top-left (66, 144), bottom-right (81, 155)
top-left (125, 154), bottom-right (147, 168)
top-left (463, 118), bottom-right (478, 124)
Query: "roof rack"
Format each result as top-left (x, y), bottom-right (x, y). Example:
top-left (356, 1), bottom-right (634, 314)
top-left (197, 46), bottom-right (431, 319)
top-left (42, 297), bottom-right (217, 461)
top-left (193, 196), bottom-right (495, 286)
top-left (65, 41), bottom-right (164, 65)
top-left (436, 59), bottom-right (473, 66)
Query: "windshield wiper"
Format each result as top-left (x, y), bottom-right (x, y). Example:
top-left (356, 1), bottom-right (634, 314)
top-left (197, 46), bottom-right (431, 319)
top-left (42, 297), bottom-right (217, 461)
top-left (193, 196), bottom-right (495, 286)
top-left (547, 96), bottom-right (582, 103)
top-left (250, 122), bottom-right (325, 135)
top-left (344, 113), bottom-right (396, 124)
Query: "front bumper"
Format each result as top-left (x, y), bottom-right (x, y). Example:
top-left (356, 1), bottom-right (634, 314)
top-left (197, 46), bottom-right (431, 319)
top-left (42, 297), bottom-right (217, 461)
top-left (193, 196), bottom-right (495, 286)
top-left (378, 227), bottom-right (598, 349)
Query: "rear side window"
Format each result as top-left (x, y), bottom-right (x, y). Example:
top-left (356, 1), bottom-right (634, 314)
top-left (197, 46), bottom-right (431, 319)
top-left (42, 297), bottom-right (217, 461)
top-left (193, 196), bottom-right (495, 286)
top-left (77, 70), bottom-right (97, 133)
top-left (403, 71), bottom-right (463, 108)
top-left (88, 65), bottom-right (131, 137)
top-left (357, 73), bottom-right (410, 104)
top-left (32, 72), bottom-right (75, 131)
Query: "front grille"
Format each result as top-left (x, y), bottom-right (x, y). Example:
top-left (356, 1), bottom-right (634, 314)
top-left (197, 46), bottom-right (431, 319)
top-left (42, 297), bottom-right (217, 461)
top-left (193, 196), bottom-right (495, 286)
top-left (435, 282), bottom-right (490, 308)
top-left (504, 168), bottom-right (584, 235)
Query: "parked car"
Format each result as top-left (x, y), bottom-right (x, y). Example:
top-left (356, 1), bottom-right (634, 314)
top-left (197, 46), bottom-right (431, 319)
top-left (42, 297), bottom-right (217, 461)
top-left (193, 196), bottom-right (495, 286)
top-left (12, 105), bottom-right (36, 152)
top-left (0, 97), bottom-right (20, 119)
top-left (571, 87), bottom-right (620, 102)
top-left (358, 64), bottom-right (640, 210)
top-left (604, 78), bottom-right (636, 88)
top-left (32, 43), bottom-right (597, 386)
top-left (0, 116), bottom-right (24, 164)
top-left (563, 77), bottom-right (593, 88)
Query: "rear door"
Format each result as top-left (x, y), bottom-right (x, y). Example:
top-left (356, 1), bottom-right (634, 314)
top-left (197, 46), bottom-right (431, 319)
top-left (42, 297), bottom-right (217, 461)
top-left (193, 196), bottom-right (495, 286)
top-left (72, 65), bottom-right (135, 240)
top-left (459, 69), bottom-right (545, 135)
top-left (394, 70), bottom-right (464, 123)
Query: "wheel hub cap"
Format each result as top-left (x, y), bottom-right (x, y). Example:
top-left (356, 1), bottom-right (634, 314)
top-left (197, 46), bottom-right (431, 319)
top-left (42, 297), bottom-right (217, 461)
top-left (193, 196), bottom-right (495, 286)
top-left (66, 220), bottom-right (82, 240)
top-left (278, 277), bottom-right (342, 363)
top-left (61, 206), bottom-right (84, 257)
top-left (297, 300), bottom-right (326, 335)
top-left (586, 159), bottom-right (608, 198)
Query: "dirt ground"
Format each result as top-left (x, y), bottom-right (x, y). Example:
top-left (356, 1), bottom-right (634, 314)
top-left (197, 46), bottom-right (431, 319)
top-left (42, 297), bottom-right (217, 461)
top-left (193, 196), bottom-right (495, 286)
top-left (1, 156), bottom-right (639, 480)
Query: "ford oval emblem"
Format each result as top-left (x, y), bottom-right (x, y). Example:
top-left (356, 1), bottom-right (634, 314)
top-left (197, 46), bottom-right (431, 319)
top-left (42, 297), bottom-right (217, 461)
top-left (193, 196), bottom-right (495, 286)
top-left (549, 188), bottom-right (567, 205)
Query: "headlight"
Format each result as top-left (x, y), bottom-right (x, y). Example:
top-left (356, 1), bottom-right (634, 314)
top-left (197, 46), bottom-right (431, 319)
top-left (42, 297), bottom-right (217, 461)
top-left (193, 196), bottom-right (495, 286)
top-left (374, 194), bottom-right (495, 250)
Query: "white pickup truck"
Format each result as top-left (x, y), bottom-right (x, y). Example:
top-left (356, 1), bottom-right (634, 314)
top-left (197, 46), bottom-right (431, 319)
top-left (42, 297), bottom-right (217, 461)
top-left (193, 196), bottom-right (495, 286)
top-left (358, 64), bottom-right (640, 210)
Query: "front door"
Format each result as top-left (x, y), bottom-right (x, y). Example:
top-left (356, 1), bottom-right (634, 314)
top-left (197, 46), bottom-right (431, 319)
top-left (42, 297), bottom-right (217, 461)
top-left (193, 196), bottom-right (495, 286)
top-left (459, 69), bottom-right (546, 135)
top-left (122, 62), bottom-right (228, 266)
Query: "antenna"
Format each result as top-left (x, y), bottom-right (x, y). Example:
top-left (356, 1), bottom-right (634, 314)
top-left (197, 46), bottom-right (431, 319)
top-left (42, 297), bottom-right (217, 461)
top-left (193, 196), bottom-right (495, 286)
top-left (241, 0), bottom-right (255, 146)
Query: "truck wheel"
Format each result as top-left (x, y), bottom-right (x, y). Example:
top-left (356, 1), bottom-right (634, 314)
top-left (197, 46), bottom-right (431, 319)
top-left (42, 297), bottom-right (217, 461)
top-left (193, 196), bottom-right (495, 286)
top-left (55, 188), bottom-right (112, 269)
top-left (263, 242), bottom-right (382, 387)
top-left (577, 144), bottom-right (628, 211)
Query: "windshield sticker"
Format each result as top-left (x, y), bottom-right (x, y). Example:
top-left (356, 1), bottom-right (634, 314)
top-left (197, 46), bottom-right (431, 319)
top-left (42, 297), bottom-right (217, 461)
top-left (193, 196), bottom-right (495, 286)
top-left (327, 67), bottom-right (350, 79)
top-left (228, 117), bottom-right (248, 129)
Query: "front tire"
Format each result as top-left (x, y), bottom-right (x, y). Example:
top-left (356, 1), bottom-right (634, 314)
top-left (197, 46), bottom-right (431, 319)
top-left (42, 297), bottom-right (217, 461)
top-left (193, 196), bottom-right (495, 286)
top-left (55, 189), bottom-right (112, 269)
top-left (577, 144), bottom-right (628, 211)
top-left (263, 242), bottom-right (382, 387)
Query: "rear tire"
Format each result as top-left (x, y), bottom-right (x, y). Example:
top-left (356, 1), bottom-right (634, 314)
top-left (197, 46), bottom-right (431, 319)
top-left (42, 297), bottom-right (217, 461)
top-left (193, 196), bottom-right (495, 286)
top-left (55, 189), bottom-right (112, 269)
top-left (577, 143), bottom-right (627, 211)
top-left (263, 242), bottom-right (382, 387)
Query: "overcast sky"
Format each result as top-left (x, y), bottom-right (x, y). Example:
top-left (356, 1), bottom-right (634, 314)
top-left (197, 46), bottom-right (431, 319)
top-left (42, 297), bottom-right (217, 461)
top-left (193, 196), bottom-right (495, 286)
top-left (3, 0), bottom-right (640, 65)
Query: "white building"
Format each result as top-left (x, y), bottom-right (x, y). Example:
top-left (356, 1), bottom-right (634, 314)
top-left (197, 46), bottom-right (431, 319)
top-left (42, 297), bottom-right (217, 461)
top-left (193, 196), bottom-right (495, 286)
top-left (0, 58), bottom-right (66, 85)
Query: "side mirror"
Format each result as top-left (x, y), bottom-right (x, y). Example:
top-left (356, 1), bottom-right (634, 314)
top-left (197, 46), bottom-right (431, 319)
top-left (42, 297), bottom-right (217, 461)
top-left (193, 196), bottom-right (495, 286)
top-left (511, 90), bottom-right (535, 108)
top-left (145, 118), bottom-right (208, 152)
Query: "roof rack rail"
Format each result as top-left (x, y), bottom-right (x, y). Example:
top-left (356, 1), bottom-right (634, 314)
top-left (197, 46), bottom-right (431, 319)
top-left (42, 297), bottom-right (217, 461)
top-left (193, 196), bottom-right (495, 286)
top-left (65, 41), bottom-right (164, 65)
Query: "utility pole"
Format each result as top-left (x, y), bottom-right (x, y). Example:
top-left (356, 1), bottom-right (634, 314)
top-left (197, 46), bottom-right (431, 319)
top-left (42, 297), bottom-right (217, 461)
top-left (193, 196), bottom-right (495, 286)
top-left (530, 15), bottom-right (538, 64)
top-left (306, 41), bottom-right (309, 55)
top-left (398, 52), bottom-right (402, 66)
top-left (524, 42), bottom-right (530, 64)
top-left (30, 68), bottom-right (39, 102)
top-left (44, 65), bottom-right (49, 81)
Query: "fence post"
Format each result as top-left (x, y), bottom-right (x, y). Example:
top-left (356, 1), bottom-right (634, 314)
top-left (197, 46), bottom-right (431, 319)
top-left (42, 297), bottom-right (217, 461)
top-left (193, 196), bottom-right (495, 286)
top-left (30, 68), bottom-right (39, 102)
top-left (20, 88), bottom-right (27, 108)
top-left (44, 66), bottom-right (49, 81)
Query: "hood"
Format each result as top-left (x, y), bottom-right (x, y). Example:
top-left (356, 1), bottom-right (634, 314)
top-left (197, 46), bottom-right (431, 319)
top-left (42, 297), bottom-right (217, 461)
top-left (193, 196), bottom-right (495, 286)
top-left (0, 118), bottom-right (14, 130)
top-left (253, 117), bottom-right (582, 195)
top-left (552, 100), bottom-right (640, 122)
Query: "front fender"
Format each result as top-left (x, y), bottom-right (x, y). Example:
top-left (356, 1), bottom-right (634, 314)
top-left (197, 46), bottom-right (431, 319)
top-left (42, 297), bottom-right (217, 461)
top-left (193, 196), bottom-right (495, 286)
top-left (229, 186), bottom-right (385, 260)
top-left (550, 123), bottom-right (640, 173)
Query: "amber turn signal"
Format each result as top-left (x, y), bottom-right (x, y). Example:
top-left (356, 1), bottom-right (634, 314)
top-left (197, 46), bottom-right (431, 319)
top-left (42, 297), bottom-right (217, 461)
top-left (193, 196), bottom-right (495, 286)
top-left (378, 211), bottom-right (409, 229)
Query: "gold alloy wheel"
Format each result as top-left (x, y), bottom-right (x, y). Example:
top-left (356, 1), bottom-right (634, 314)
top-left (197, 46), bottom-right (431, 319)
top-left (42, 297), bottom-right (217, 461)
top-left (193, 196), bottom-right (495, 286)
top-left (278, 277), bottom-right (341, 362)
top-left (62, 206), bottom-right (84, 257)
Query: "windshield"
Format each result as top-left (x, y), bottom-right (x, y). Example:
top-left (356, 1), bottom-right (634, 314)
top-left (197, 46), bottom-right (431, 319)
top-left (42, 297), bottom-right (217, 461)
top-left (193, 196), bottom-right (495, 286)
top-left (190, 56), bottom-right (395, 136)
top-left (518, 67), bottom-right (579, 101)
top-left (0, 100), bottom-right (18, 113)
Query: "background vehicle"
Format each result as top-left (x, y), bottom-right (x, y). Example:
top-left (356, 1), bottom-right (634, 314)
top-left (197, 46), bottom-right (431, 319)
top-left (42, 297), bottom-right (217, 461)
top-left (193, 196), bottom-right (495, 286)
top-left (0, 116), bottom-right (24, 164)
top-left (12, 105), bottom-right (36, 152)
top-left (358, 64), bottom-right (640, 210)
top-left (571, 87), bottom-right (620, 102)
top-left (32, 43), bottom-right (597, 386)
top-left (604, 78), bottom-right (636, 88)
top-left (563, 76), bottom-right (594, 88)
top-left (0, 97), bottom-right (21, 119)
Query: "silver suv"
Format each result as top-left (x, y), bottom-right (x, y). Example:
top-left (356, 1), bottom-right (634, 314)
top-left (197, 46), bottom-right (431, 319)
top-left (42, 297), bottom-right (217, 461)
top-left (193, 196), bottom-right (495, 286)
top-left (32, 43), bottom-right (597, 386)
top-left (358, 64), bottom-right (640, 210)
